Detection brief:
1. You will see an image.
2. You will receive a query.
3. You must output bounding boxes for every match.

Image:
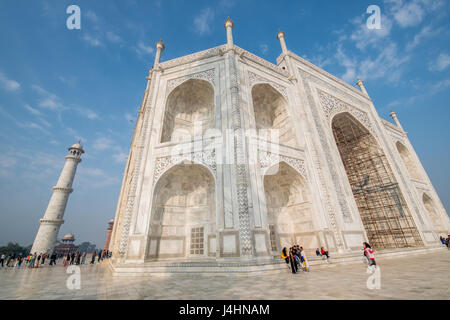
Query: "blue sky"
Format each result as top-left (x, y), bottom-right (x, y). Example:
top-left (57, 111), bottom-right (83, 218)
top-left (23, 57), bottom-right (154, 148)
top-left (0, 0), bottom-right (449, 247)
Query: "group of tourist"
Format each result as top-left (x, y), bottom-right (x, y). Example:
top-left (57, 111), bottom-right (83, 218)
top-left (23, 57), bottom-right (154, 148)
top-left (281, 245), bottom-right (310, 274)
top-left (439, 235), bottom-right (450, 248)
top-left (281, 242), bottom-right (377, 274)
top-left (0, 249), bottom-right (112, 270)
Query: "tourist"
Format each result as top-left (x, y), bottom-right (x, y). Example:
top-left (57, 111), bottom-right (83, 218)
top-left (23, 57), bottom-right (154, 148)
top-left (6, 253), bottom-right (15, 267)
top-left (35, 253), bottom-right (42, 268)
top-left (91, 251), bottom-right (96, 264)
top-left (445, 235), bottom-right (449, 248)
top-left (76, 252), bottom-right (81, 265)
top-left (281, 247), bottom-right (289, 268)
top-left (41, 253), bottom-right (47, 265)
top-left (0, 253), bottom-right (5, 267)
top-left (16, 254), bottom-right (23, 268)
top-left (81, 252), bottom-right (86, 265)
top-left (49, 252), bottom-right (57, 266)
top-left (300, 247), bottom-right (309, 272)
top-left (320, 247), bottom-right (329, 260)
top-left (363, 242), bottom-right (376, 268)
top-left (65, 253), bottom-right (71, 267)
top-left (440, 236), bottom-right (445, 245)
top-left (288, 247), bottom-right (298, 274)
top-left (28, 253), bottom-right (36, 268)
top-left (315, 248), bottom-right (321, 257)
top-left (97, 249), bottom-right (102, 262)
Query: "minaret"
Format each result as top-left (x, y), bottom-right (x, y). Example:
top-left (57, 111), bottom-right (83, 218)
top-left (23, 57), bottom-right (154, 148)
top-left (390, 110), bottom-right (405, 132)
top-left (277, 30), bottom-right (288, 54)
top-left (154, 39), bottom-right (165, 69)
top-left (31, 141), bottom-right (84, 254)
top-left (356, 78), bottom-right (369, 96)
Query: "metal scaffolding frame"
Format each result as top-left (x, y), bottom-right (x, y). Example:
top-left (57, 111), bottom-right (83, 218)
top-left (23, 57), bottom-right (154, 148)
top-left (332, 114), bottom-right (423, 249)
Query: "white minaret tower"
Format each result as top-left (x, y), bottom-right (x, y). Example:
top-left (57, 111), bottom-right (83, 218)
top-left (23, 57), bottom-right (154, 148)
top-left (31, 141), bottom-right (84, 254)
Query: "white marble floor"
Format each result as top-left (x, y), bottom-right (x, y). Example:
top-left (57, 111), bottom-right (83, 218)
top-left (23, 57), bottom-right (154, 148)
top-left (0, 250), bottom-right (449, 300)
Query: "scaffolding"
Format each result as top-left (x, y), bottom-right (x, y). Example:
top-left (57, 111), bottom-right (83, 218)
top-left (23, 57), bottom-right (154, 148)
top-left (332, 114), bottom-right (423, 249)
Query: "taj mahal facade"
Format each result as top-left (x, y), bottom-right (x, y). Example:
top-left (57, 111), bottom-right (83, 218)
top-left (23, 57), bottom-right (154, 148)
top-left (106, 18), bottom-right (450, 274)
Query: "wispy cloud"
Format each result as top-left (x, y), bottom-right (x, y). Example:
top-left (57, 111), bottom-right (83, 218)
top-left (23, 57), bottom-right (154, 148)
top-left (134, 41), bottom-right (155, 59)
top-left (260, 44), bottom-right (269, 55)
top-left (429, 53), bottom-right (450, 72)
top-left (406, 25), bottom-right (443, 51)
top-left (193, 8), bottom-right (215, 36)
top-left (0, 72), bottom-right (20, 91)
top-left (82, 34), bottom-right (103, 47)
top-left (24, 104), bottom-right (42, 116)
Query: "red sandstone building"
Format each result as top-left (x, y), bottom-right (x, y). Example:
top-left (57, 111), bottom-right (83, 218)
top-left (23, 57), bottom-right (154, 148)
top-left (104, 219), bottom-right (114, 252)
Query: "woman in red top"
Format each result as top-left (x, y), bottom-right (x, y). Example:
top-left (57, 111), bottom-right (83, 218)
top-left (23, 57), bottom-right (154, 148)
top-left (363, 242), bottom-right (376, 267)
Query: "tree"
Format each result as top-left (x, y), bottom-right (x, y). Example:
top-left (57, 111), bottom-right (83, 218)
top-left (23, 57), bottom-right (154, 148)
top-left (0, 242), bottom-right (30, 256)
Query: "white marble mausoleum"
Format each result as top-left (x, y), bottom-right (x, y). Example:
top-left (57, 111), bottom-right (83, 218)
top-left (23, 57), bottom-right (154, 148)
top-left (108, 18), bottom-right (450, 274)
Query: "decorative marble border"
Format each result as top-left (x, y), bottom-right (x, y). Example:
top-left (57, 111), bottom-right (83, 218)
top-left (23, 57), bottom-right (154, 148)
top-left (159, 45), bottom-right (226, 70)
top-left (258, 151), bottom-right (307, 181)
top-left (166, 68), bottom-right (216, 95)
top-left (235, 46), bottom-right (290, 78)
top-left (318, 89), bottom-right (375, 135)
top-left (247, 71), bottom-right (288, 101)
top-left (152, 149), bottom-right (217, 186)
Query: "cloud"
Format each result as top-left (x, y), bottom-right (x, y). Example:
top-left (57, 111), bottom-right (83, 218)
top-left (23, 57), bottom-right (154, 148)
top-left (82, 34), bottom-right (103, 47)
top-left (92, 135), bottom-right (128, 164)
top-left (393, 2), bottom-right (424, 27)
top-left (384, 0), bottom-right (446, 28)
top-left (93, 136), bottom-right (114, 151)
top-left (406, 25), bottom-right (443, 51)
top-left (135, 41), bottom-right (155, 57)
top-left (260, 44), bottom-right (269, 55)
top-left (85, 10), bottom-right (99, 24)
top-left (193, 8), bottom-right (214, 35)
top-left (24, 104), bottom-right (42, 116)
top-left (0, 72), bottom-right (20, 91)
top-left (58, 75), bottom-right (77, 87)
top-left (106, 31), bottom-right (123, 44)
top-left (32, 85), bottom-right (65, 111)
top-left (429, 53), bottom-right (450, 72)
top-left (125, 113), bottom-right (135, 123)
top-left (349, 14), bottom-right (392, 50)
top-left (73, 106), bottom-right (99, 120)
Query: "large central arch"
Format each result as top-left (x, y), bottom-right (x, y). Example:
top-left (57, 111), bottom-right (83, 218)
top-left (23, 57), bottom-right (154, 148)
top-left (263, 162), bottom-right (315, 254)
top-left (147, 163), bottom-right (215, 260)
top-left (332, 112), bottom-right (422, 249)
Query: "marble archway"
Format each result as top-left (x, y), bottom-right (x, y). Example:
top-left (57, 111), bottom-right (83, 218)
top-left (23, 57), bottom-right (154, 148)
top-left (263, 161), bottom-right (314, 253)
top-left (161, 78), bottom-right (214, 143)
top-left (147, 163), bottom-right (215, 260)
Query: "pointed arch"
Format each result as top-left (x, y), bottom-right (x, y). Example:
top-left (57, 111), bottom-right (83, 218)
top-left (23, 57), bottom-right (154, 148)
top-left (263, 161), bottom-right (315, 254)
top-left (161, 78), bottom-right (215, 143)
top-left (422, 193), bottom-right (442, 231)
top-left (396, 141), bottom-right (422, 181)
top-left (251, 83), bottom-right (298, 148)
top-left (331, 112), bottom-right (422, 249)
top-left (147, 163), bottom-right (215, 260)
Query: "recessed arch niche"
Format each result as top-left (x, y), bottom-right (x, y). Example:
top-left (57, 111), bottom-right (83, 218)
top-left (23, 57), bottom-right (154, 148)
top-left (251, 83), bottom-right (298, 148)
top-left (161, 79), bottom-right (215, 143)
